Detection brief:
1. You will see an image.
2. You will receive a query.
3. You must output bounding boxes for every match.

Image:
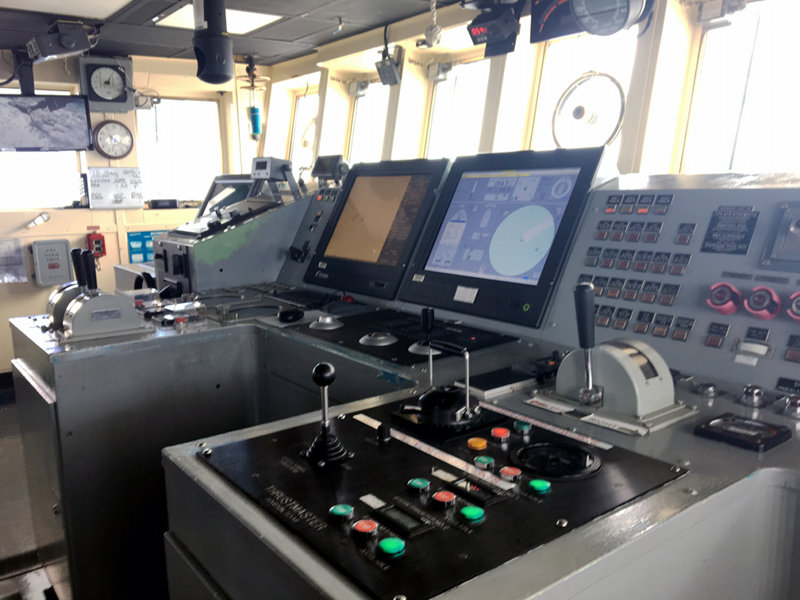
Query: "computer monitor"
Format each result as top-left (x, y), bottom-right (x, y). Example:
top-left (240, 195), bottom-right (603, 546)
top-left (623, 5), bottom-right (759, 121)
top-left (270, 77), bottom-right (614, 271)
top-left (303, 159), bottom-right (450, 299)
top-left (398, 148), bottom-right (603, 327)
top-left (0, 95), bottom-right (92, 151)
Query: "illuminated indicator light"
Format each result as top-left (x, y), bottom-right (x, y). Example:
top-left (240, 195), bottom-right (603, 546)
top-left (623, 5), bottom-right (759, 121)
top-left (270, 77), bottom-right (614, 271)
top-left (329, 504), bottom-right (354, 518)
top-left (407, 477), bottom-right (431, 491)
top-left (522, 303), bottom-right (531, 311)
top-left (470, 336), bottom-right (477, 341)
top-left (432, 490), bottom-right (456, 506)
top-left (491, 427), bottom-right (511, 442)
top-left (474, 455), bottom-right (495, 470)
top-left (529, 479), bottom-right (552, 494)
top-left (460, 505), bottom-right (486, 523)
top-left (514, 420), bottom-right (531, 434)
top-left (378, 537), bottom-right (406, 557)
top-left (352, 519), bottom-right (378, 534)
top-left (637, 208), bottom-right (649, 214)
top-left (500, 466), bottom-right (521, 482)
top-left (467, 437), bottom-right (488, 451)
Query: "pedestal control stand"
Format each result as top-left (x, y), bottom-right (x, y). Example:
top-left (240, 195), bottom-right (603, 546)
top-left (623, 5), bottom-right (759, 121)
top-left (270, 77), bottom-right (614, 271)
top-left (302, 362), bottom-right (353, 467)
top-left (46, 248), bottom-right (87, 332)
top-left (574, 282), bottom-right (603, 406)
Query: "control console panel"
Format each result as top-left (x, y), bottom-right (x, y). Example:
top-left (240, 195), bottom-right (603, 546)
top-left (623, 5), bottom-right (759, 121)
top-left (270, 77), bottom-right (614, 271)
top-left (200, 401), bottom-right (684, 600)
top-left (540, 174), bottom-right (800, 395)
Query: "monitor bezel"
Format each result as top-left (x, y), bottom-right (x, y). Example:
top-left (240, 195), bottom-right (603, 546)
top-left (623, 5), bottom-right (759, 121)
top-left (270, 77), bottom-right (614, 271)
top-left (398, 148), bottom-right (603, 328)
top-left (0, 94), bottom-right (93, 152)
top-left (303, 158), bottom-right (450, 300)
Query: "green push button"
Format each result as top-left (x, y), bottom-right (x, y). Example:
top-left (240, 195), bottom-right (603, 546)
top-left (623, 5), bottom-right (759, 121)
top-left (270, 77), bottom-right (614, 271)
top-left (329, 504), bottom-right (354, 519)
top-left (407, 477), bottom-right (431, 491)
top-left (460, 505), bottom-right (486, 524)
top-left (514, 420), bottom-right (532, 434)
top-left (378, 537), bottom-right (406, 558)
top-left (529, 479), bottom-right (552, 494)
top-left (473, 455), bottom-right (495, 470)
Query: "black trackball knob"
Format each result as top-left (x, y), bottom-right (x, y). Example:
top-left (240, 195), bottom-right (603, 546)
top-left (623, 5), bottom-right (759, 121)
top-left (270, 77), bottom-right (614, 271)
top-left (312, 362), bottom-right (336, 387)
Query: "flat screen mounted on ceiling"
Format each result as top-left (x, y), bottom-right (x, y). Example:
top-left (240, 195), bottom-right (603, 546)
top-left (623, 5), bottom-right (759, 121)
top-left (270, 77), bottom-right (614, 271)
top-left (0, 95), bottom-right (93, 152)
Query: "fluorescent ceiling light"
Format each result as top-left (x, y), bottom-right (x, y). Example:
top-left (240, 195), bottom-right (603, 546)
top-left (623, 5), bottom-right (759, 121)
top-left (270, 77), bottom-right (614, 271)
top-left (0, 0), bottom-right (130, 19)
top-left (155, 5), bottom-right (281, 35)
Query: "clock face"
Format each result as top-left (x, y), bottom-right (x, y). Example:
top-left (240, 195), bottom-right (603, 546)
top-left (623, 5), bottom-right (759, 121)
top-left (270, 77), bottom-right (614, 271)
top-left (93, 120), bottom-right (134, 159)
top-left (89, 66), bottom-right (125, 101)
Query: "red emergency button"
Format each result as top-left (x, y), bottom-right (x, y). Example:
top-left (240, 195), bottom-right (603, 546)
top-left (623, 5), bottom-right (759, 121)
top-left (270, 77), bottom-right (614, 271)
top-left (352, 519), bottom-right (378, 536)
top-left (432, 490), bottom-right (456, 508)
top-left (491, 427), bottom-right (510, 443)
top-left (499, 466), bottom-right (521, 482)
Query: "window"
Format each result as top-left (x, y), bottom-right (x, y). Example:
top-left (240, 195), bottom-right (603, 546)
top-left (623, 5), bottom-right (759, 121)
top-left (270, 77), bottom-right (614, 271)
top-left (136, 98), bottom-right (223, 201)
top-left (348, 82), bottom-right (390, 164)
top-left (0, 88), bottom-right (84, 209)
top-left (288, 91), bottom-right (319, 180)
top-left (682, 0), bottom-right (800, 173)
top-left (426, 58), bottom-right (491, 159)
top-left (530, 29), bottom-right (638, 151)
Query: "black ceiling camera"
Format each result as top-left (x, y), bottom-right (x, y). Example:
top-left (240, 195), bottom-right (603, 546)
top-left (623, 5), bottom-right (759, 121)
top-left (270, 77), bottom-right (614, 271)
top-left (193, 0), bottom-right (234, 84)
top-left (465, 0), bottom-right (524, 58)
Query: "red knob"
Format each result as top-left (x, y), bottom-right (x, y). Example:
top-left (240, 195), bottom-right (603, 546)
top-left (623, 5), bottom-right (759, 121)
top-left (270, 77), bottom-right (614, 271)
top-left (787, 292), bottom-right (800, 323)
top-left (706, 282), bottom-right (742, 315)
top-left (744, 286), bottom-right (781, 320)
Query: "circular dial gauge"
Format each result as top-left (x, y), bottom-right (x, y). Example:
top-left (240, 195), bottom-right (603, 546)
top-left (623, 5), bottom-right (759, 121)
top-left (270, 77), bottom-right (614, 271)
top-left (569, 0), bottom-right (645, 36)
top-left (89, 66), bottom-right (125, 100)
top-left (93, 120), bottom-right (134, 159)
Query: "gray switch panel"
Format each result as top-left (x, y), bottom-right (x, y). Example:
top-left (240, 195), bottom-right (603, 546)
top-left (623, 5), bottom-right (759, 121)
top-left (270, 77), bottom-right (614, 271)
top-left (31, 239), bottom-right (72, 287)
top-left (538, 174), bottom-right (800, 395)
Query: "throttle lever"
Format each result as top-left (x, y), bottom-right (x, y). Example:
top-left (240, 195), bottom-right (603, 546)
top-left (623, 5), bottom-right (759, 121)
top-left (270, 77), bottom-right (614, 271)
top-left (428, 339), bottom-right (475, 418)
top-left (71, 248), bottom-right (87, 293)
top-left (81, 250), bottom-right (98, 293)
top-left (574, 282), bottom-right (602, 406)
top-left (421, 307), bottom-right (436, 388)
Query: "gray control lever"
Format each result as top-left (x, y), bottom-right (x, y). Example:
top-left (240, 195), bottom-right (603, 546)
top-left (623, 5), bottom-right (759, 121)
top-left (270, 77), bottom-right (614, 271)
top-left (428, 339), bottom-right (475, 418)
top-left (574, 282), bottom-right (602, 406)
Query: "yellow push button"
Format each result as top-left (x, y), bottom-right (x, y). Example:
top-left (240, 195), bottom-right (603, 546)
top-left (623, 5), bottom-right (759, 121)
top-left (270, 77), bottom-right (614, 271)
top-left (467, 437), bottom-right (487, 451)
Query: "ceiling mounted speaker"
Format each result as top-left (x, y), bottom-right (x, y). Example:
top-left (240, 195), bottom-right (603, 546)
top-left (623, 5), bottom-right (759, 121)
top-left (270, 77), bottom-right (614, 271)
top-left (193, 0), bottom-right (233, 84)
top-left (552, 72), bottom-right (625, 149)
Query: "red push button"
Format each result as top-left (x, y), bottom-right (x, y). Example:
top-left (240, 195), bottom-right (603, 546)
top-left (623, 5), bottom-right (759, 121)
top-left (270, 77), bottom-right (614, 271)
top-left (491, 427), bottom-right (510, 443)
top-left (432, 491), bottom-right (456, 508)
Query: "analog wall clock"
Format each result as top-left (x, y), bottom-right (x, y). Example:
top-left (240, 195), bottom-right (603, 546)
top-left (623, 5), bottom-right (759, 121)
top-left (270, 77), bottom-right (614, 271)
top-left (92, 120), bottom-right (134, 159)
top-left (79, 56), bottom-right (135, 113)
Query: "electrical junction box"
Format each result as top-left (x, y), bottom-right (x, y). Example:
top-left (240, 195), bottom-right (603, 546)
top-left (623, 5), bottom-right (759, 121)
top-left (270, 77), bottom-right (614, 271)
top-left (32, 239), bottom-right (72, 287)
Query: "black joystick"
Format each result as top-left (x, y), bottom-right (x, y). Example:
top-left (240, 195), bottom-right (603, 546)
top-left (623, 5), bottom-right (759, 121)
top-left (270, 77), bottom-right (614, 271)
top-left (81, 249), bottom-right (98, 293)
top-left (574, 282), bottom-right (602, 406)
top-left (71, 248), bottom-right (87, 293)
top-left (303, 362), bottom-right (351, 467)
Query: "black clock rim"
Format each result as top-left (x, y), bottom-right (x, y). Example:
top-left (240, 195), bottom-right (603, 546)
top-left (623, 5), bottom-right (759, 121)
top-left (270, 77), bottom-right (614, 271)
top-left (86, 63), bottom-right (127, 103)
top-left (92, 120), bottom-right (134, 160)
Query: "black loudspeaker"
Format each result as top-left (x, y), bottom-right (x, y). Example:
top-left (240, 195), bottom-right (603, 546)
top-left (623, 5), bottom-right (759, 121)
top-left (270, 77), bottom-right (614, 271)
top-left (193, 0), bottom-right (233, 84)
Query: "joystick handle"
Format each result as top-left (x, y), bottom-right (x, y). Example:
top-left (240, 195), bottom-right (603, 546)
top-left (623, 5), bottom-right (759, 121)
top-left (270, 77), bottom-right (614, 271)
top-left (421, 307), bottom-right (435, 341)
top-left (312, 362), bottom-right (336, 387)
top-left (81, 250), bottom-right (97, 292)
top-left (574, 282), bottom-right (596, 350)
top-left (574, 283), bottom-right (601, 406)
top-left (312, 362), bottom-right (335, 426)
top-left (71, 248), bottom-right (87, 289)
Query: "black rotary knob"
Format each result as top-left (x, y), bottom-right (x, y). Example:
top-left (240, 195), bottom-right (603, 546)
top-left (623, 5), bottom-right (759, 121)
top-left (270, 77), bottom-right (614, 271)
top-left (312, 362), bottom-right (336, 387)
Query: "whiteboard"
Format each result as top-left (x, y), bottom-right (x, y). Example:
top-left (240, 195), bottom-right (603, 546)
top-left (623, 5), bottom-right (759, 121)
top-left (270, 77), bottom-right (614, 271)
top-left (88, 167), bottom-right (145, 209)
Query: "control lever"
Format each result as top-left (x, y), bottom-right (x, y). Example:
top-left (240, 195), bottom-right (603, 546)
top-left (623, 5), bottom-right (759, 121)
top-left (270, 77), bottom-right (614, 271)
top-left (71, 248), bottom-right (87, 294)
top-left (303, 362), bottom-right (352, 467)
top-left (81, 249), bottom-right (98, 294)
top-left (421, 307), bottom-right (435, 388)
top-left (574, 282), bottom-right (602, 406)
top-left (428, 340), bottom-right (476, 420)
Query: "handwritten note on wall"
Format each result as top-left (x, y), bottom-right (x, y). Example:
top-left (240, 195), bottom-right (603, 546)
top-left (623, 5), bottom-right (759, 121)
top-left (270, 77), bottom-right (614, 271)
top-left (88, 167), bottom-right (145, 209)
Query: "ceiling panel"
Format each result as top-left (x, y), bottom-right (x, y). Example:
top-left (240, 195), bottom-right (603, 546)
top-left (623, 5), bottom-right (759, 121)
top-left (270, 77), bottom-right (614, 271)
top-left (0, 0), bottom-right (131, 19)
top-left (0, 0), bottom-right (462, 66)
top-left (252, 17), bottom-right (339, 43)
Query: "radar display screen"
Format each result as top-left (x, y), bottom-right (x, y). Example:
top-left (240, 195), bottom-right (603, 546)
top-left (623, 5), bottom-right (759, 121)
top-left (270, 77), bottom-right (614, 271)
top-left (324, 174), bottom-right (431, 267)
top-left (425, 168), bottom-right (580, 286)
top-left (304, 159), bottom-right (449, 300)
top-left (399, 149), bottom-right (603, 328)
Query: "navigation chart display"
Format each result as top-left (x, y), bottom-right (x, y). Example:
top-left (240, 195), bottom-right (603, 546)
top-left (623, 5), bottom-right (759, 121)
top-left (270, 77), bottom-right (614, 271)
top-left (425, 168), bottom-right (580, 286)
